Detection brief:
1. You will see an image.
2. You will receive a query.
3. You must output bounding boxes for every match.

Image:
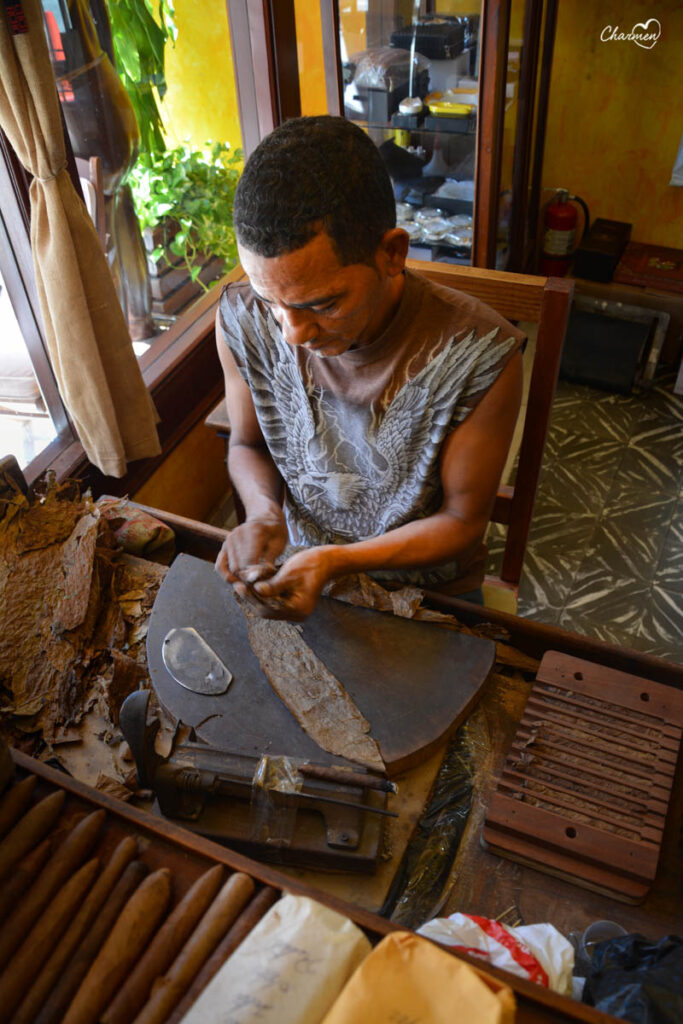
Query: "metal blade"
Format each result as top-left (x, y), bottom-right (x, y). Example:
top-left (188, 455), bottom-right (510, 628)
top-left (162, 627), bottom-right (232, 695)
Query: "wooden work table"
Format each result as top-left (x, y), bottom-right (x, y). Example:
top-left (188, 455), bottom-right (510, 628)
top-left (139, 505), bottom-right (683, 950)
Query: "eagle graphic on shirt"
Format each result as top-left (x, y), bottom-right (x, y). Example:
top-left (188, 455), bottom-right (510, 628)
top-left (221, 290), bottom-right (516, 580)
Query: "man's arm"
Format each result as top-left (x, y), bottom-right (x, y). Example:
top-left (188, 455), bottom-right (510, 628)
top-left (254, 349), bottom-right (523, 619)
top-left (214, 309), bottom-right (288, 584)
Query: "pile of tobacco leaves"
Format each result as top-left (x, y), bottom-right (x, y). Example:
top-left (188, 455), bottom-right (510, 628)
top-left (0, 474), bottom-right (172, 796)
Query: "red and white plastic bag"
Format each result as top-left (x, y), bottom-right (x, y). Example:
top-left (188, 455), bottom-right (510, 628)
top-left (417, 913), bottom-right (574, 995)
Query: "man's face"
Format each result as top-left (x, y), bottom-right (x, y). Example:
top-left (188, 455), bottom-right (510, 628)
top-left (238, 229), bottom-right (406, 358)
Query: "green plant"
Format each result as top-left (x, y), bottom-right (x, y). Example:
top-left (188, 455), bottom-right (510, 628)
top-left (107, 0), bottom-right (176, 154)
top-left (129, 141), bottom-right (243, 287)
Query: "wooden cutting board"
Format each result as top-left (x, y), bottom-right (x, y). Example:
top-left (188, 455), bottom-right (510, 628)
top-left (146, 554), bottom-right (495, 775)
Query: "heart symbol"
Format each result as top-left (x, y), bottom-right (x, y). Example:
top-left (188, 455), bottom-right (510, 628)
top-left (632, 18), bottom-right (661, 49)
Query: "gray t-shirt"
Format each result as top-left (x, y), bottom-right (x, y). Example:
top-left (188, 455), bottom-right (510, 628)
top-left (218, 269), bottom-right (524, 592)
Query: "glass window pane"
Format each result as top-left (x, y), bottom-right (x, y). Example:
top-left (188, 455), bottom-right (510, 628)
top-left (42, 0), bottom-right (243, 348)
top-left (339, 1), bottom-right (481, 266)
top-left (0, 269), bottom-right (58, 470)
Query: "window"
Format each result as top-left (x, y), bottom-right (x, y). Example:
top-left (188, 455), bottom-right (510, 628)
top-left (0, 141), bottom-right (74, 477)
top-left (0, 0), bottom-right (305, 487)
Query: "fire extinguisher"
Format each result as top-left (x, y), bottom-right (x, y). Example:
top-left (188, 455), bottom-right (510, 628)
top-left (540, 188), bottom-right (590, 277)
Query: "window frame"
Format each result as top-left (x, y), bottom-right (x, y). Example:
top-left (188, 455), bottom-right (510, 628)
top-left (0, 1), bottom-right (300, 492)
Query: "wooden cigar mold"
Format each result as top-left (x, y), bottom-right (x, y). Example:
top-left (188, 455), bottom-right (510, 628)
top-left (483, 651), bottom-right (683, 904)
top-left (120, 689), bottom-right (391, 872)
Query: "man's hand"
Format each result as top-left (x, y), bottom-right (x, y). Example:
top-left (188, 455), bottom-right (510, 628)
top-left (215, 516), bottom-right (288, 587)
top-left (248, 546), bottom-right (335, 621)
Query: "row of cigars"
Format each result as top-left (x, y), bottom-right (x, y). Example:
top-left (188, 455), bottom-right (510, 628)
top-left (0, 745), bottom-right (631, 1024)
top-left (0, 771), bottom-right (277, 1023)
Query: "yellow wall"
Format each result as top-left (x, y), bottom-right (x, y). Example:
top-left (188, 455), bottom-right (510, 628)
top-left (159, 0), bottom-right (243, 158)
top-left (294, 0), bottom-right (327, 115)
top-left (542, 1), bottom-right (683, 247)
top-left (133, 417), bottom-right (229, 522)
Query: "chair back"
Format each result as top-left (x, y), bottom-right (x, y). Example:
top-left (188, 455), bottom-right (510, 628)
top-left (408, 260), bottom-right (574, 590)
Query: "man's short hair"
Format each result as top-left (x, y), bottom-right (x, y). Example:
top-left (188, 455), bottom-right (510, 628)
top-left (233, 116), bottom-right (396, 265)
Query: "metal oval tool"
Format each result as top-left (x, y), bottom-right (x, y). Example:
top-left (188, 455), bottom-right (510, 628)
top-left (162, 627), bottom-right (233, 695)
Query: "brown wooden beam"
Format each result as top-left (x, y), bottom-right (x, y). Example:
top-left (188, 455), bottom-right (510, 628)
top-left (473, 0), bottom-right (511, 268)
top-left (265, 0), bottom-right (301, 122)
top-left (507, 0), bottom-right (543, 272)
top-left (528, 0), bottom-right (560, 271)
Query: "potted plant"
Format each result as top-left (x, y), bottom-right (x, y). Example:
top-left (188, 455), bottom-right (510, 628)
top-left (107, 0), bottom-right (241, 315)
top-left (128, 141), bottom-right (242, 312)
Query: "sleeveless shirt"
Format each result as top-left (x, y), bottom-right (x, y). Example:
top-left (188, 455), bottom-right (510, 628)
top-left (218, 269), bottom-right (524, 593)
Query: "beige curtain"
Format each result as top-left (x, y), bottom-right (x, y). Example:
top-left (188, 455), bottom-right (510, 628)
top-left (0, 0), bottom-right (160, 477)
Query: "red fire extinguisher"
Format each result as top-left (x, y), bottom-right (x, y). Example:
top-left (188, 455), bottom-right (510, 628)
top-left (540, 188), bottom-right (590, 277)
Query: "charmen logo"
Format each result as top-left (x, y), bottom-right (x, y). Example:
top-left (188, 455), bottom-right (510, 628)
top-left (600, 18), bottom-right (661, 48)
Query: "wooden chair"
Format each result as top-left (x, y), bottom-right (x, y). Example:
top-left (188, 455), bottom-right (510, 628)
top-left (411, 260), bottom-right (574, 609)
top-left (205, 262), bottom-right (574, 609)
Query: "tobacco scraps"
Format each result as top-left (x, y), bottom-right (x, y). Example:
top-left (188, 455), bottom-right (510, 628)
top-left (0, 476), bottom-right (170, 788)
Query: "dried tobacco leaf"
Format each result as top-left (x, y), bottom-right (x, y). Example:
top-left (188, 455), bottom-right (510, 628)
top-left (243, 604), bottom-right (385, 772)
top-left (0, 482), bottom-right (168, 771)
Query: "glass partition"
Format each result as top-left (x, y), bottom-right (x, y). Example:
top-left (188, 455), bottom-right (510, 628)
top-left (338, 1), bottom-right (483, 266)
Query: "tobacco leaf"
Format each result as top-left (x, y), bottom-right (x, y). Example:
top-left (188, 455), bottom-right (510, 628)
top-left (52, 513), bottom-right (100, 632)
top-left (95, 773), bottom-right (135, 802)
top-left (14, 492), bottom-right (86, 553)
top-left (242, 603), bottom-right (385, 772)
top-left (0, 483), bottom-right (168, 785)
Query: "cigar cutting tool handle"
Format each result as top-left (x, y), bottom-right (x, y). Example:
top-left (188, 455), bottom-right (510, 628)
top-left (119, 689), bottom-right (160, 789)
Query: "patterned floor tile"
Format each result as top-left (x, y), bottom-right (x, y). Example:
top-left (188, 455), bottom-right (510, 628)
top-left (587, 486), bottom-right (677, 581)
top-left (557, 612), bottom-right (682, 664)
top-left (617, 439), bottom-right (682, 495)
top-left (516, 601), bottom-right (563, 626)
top-left (549, 383), bottom-right (642, 444)
top-left (517, 542), bottom-right (583, 618)
top-left (561, 570), bottom-right (683, 650)
top-left (640, 376), bottom-right (683, 423)
top-left (534, 461), bottom-right (613, 517)
top-left (629, 419), bottom-right (683, 462)
top-left (626, 637), bottom-right (683, 665)
top-left (526, 498), bottom-right (598, 551)
top-left (558, 608), bottom-right (644, 649)
top-left (655, 499), bottom-right (683, 593)
top-left (542, 426), bottom-right (624, 472)
top-left (484, 522), bottom-right (506, 576)
top-left (637, 586), bottom-right (683, 650)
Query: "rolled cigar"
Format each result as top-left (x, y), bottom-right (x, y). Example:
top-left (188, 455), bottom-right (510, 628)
top-left (0, 857), bottom-right (99, 1016)
top-left (62, 867), bottom-right (172, 1024)
top-left (0, 790), bottom-right (64, 882)
top-left (0, 836), bottom-right (51, 922)
top-left (167, 885), bottom-right (279, 1024)
top-left (14, 836), bottom-right (138, 1024)
top-left (0, 775), bottom-right (37, 837)
top-left (0, 808), bottom-right (104, 968)
top-left (33, 859), bottom-right (149, 1024)
top-left (132, 872), bottom-right (255, 1024)
top-left (101, 864), bottom-right (225, 1024)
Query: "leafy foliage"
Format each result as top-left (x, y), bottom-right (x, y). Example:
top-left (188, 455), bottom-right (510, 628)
top-left (129, 142), bottom-right (243, 287)
top-left (107, 0), bottom-right (176, 154)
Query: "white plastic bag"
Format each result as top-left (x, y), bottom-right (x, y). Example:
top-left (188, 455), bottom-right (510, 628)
top-left (417, 912), bottom-right (574, 996)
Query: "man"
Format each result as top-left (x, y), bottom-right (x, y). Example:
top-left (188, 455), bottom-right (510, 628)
top-left (215, 116), bottom-right (524, 620)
